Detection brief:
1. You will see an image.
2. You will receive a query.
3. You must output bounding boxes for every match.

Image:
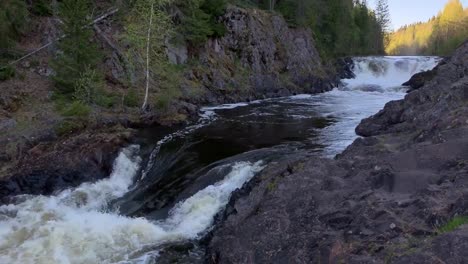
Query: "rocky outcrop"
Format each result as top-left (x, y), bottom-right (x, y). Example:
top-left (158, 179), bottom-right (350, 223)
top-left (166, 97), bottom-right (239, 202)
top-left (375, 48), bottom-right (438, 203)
top-left (402, 58), bottom-right (447, 92)
top-left (180, 6), bottom-right (335, 105)
top-left (402, 69), bottom-right (436, 91)
top-left (207, 41), bottom-right (468, 263)
top-left (0, 129), bottom-right (133, 200)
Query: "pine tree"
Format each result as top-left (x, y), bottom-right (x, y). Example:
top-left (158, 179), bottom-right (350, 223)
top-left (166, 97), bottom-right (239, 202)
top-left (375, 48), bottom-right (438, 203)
top-left (375, 0), bottom-right (391, 33)
top-left (51, 0), bottom-right (102, 99)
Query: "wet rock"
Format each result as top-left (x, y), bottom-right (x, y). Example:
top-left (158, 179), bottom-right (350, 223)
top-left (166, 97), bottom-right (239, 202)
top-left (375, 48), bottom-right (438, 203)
top-left (206, 42), bottom-right (468, 263)
top-left (0, 130), bottom-right (133, 199)
top-left (336, 57), bottom-right (355, 79)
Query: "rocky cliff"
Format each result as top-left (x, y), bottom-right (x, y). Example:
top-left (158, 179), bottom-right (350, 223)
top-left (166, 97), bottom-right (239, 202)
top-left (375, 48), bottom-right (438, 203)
top-left (0, 6), bottom-right (334, 198)
top-left (169, 6), bottom-right (335, 107)
top-left (207, 42), bottom-right (468, 263)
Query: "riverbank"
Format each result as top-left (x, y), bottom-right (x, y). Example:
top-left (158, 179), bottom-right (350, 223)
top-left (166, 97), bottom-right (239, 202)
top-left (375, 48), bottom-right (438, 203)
top-left (0, 5), bottom-right (338, 199)
top-left (207, 41), bottom-right (468, 262)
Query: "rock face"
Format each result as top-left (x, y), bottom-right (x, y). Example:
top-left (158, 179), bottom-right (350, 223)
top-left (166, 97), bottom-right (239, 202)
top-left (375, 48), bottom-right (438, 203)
top-left (402, 58), bottom-right (447, 92)
top-left (0, 130), bottom-right (132, 200)
top-left (207, 42), bottom-right (468, 263)
top-left (181, 6), bottom-right (335, 105)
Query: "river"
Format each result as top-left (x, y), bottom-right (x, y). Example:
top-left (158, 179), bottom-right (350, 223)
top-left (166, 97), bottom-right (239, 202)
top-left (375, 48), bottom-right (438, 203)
top-left (0, 56), bottom-right (439, 263)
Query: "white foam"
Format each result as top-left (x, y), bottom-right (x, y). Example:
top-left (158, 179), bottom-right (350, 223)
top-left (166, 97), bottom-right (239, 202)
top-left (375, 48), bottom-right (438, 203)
top-left (343, 56), bottom-right (440, 90)
top-left (289, 94), bottom-right (313, 99)
top-left (315, 56), bottom-right (439, 156)
top-left (0, 145), bottom-right (264, 264)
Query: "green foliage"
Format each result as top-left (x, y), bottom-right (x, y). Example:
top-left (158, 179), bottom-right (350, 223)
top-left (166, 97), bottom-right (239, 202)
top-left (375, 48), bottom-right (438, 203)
top-left (438, 216), bottom-right (468, 234)
top-left (55, 119), bottom-right (87, 136)
top-left (0, 65), bottom-right (15, 81)
top-left (31, 0), bottom-right (53, 17)
top-left (176, 0), bottom-right (227, 45)
top-left (124, 89), bottom-right (139, 107)
top-left (0, 0), bottom-right (29, 50)
top-left (125, 0), bottom-right (184, 109)
top-left (73, 67), bottom-right (103, 103)
top-left (51, 0), bottom-right (102, 98)
top-left (387, 0), bottom-right (468, 55)
top-left (241, 0), bottom-right (385, 57)
top-left (61, 101), bottom-right (91, 118)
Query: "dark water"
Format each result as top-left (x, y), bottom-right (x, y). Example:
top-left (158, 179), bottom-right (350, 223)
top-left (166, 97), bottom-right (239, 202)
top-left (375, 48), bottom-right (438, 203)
top-left (0, 56), bottom-right (440, 264)
top-left (116, 100), bottom-right (335, 220)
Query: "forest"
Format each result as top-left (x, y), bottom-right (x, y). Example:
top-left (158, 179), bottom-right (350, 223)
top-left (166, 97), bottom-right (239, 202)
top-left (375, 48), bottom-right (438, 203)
top-left (0, 0), bottom-right (388, 113)
top-left (231, 0), bottom-right (388, 57)
top-left (387, 0), bottom-right (468, 55)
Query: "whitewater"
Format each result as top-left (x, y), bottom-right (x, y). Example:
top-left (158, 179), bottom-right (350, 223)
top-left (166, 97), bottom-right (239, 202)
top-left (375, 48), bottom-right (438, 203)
top-left (0, 56), bottom-right (439, 263)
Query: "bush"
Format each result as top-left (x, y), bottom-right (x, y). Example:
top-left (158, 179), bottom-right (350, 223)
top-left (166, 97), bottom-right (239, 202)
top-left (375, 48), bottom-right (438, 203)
top-left (73, 67), bottom-right (103, 103)
top-left (124, 88), bottom-right (139, 107)
top-left (0, 65), bottom-right (15, 81)
top-left (0, 0), bottom-right (29, 49)
top-left (54, 119), bottom-right (86, 136)
top-left (32, 0), bottom-right (53, 16)
top-left (95, 93), bottom-right (117, 108)
top-left (61, 101), bottom-right (91, 118)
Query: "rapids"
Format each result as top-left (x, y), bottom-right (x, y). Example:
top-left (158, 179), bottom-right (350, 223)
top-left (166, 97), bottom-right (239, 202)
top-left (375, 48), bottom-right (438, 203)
top-left (0, 56), bottom-right (439, 263)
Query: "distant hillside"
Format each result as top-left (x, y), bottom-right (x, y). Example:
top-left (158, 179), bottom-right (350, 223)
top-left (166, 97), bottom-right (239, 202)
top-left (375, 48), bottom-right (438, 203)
top-left (386, 0), bottom-right (468, 55)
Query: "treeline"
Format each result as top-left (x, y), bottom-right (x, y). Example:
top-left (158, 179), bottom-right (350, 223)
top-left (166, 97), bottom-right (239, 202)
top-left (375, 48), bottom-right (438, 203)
top-left (0, 0), bottom-right (388, 119)
top-left (387, 0), bottom-right (468, 55)
top-left (230, 0), bottom-right (387, 57)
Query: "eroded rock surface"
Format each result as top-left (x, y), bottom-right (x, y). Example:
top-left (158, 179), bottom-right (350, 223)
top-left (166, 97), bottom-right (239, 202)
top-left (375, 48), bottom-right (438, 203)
top-left (207, 41), bottom-right (468, 264)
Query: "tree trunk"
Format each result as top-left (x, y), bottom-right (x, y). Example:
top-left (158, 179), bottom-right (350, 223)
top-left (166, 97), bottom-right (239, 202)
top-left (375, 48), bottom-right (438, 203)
top-left (141, 1), bottom-right (155, 111)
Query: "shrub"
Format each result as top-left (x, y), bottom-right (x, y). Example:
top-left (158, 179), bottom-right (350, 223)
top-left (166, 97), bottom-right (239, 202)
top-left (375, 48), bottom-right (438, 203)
top-left (61, 101), bottom-right (91, 118)
top-left (438, 216), bottom-right (468, 234)
top-left (0, 0), bottom-right (29, 49)
top-left (32, 0), bottom-right (53, 16)
top-left (124, 88), bottom-right (139, 107)
top-left (54, 119), bottom-right (86, 136)
top-left (0, 65), bottom-right (15, 81)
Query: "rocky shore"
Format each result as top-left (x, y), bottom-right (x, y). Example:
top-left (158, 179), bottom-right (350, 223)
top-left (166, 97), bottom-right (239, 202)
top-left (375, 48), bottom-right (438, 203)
top-left (0, 6), bottom-right (336, 199)
top-left (207, 42), bottom-right (468, 263)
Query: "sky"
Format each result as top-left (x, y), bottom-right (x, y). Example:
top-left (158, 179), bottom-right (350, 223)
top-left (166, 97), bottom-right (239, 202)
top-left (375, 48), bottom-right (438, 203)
top-left (369, 0), bottom-right (468, 30)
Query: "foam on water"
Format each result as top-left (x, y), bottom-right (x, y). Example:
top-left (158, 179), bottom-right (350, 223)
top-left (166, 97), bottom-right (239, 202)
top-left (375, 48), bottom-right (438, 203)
top-left (0, 145), bottom-right (264, 263)
top-left (343, 56), bottom-right (440, 89)
top-left (316, 56), bottom-right (440, 155)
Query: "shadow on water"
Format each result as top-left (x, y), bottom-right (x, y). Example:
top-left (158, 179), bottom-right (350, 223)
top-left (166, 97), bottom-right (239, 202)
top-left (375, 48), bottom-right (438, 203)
top-left (114, 101), bottom-right (333, 220)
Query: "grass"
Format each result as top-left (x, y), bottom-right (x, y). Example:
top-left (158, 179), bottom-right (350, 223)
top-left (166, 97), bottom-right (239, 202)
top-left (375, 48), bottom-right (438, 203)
top-left (266, 179), bottom-right (278, 192)
top-left (437, 216), bottom-right (468, 234)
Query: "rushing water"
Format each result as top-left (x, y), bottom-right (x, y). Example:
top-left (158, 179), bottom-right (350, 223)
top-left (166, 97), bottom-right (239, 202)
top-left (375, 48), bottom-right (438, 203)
top-left (0, 56), bottom-right (439, 263)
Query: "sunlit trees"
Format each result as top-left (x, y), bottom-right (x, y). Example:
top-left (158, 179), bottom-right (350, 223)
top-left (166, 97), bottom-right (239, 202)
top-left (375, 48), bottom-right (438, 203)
top-left (387, 0), bottom-right (468, 55)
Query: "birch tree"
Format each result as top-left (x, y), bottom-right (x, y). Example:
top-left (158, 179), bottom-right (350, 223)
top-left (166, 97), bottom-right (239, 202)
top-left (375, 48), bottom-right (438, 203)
top-left (125, 0), bottom-right (173, 111)
top-left (268, 0), bottom-right (276, 11)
